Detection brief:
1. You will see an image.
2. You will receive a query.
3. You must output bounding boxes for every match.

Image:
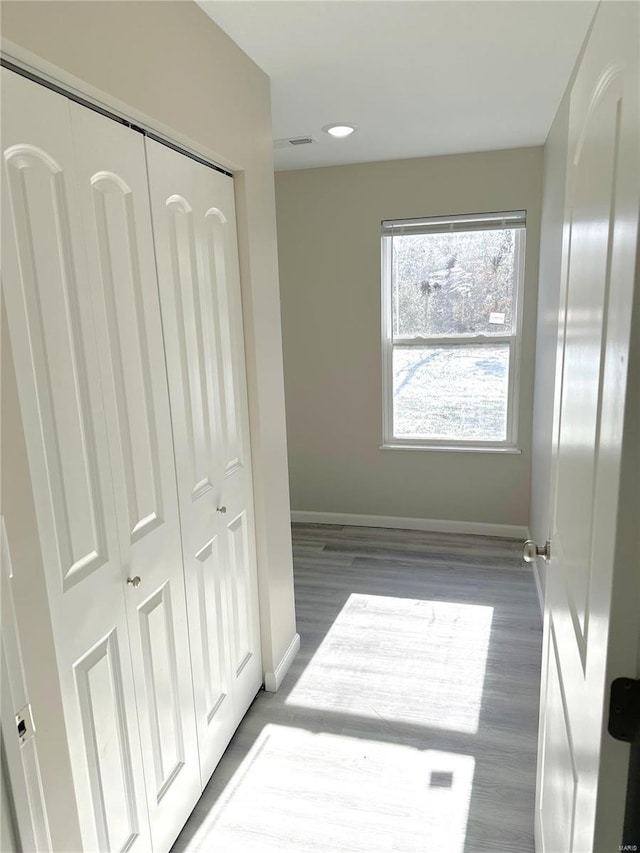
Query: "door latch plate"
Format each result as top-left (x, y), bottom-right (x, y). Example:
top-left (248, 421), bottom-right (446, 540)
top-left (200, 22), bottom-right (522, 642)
top-left (608, 678), bottom-right (640, 743)
top-left (16, 703), bottom-right (35, 746)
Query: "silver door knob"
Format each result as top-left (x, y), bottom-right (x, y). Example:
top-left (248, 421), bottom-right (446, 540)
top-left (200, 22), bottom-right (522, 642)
top-left (216, 506), bottom-right (227, 514)
top-left (523, 540), bottom-right (551, 563)
top-left (126, 576), bottom-right (141, 588)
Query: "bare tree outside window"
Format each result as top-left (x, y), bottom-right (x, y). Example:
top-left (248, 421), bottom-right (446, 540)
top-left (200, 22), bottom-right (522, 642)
top-left (382, 213), bottom-right (525, 446)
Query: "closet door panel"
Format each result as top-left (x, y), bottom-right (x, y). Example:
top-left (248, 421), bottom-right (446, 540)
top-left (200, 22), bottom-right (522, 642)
top-left (4, 142), bottom-right (106, 587)
top-left (70, 105), bottom-right (201, 851)
top-left (146, 139), bottom-right (261, 784)
top-left (137, 585), bottom-right (185, 794)
top-left (195, 533), bottom-right (230, 722)
top-left (226, 510), bottom-right (254, 676)
top-left (164, 196), bottom-right (219, 498)
top-left (201, 170), bottom-right (262, 715)
top-left (205, 208), bottom-right (242, 475)
top-left (1, 69), bottom-right (151, 852)
top-left (88, 170), bottom-right (163, 537)
top-left (74, 633), bottom-right (140, 853)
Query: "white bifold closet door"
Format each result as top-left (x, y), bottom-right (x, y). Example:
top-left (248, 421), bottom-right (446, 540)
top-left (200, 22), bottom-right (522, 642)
top-left (146, 140), bottom-right (263, 784)
top-left (2, 69), bottom-right (153, 853)
top-left (2, 66), bottom-right (263, 852)
top-left (70, 105), bottom-right (202, 851)
top-left (2, 69), bottom-right (200, 852)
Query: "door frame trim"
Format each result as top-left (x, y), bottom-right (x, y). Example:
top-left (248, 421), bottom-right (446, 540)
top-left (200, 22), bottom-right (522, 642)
top-left (0, 39), bottom-right (238, 176)
top-left (1, 517), bottom-right (52, 851)
top-left (0, 53), bottom-right (231, 178)
top-left (264, 633), bottom-right (301, 693)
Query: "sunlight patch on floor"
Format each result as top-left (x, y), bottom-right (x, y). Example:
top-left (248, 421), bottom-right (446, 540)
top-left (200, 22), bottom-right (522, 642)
top-left (183, 724), bottom-right (475, 853)
top-left (286, 593), bottom-right (494, 734)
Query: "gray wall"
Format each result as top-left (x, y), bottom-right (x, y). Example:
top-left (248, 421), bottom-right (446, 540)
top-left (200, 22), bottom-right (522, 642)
top-left (276, 147), bottom-right (543, 527)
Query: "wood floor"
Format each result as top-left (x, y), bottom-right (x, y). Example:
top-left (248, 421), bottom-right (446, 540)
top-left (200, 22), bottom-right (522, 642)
top-left (172, 523), bottom-right (542, 853)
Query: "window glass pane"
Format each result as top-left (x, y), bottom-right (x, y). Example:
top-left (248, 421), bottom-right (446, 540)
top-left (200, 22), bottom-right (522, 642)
top-left (393, 345), bottom-right (510, 441)
top-left (392, 229), bottom-right (517, 337)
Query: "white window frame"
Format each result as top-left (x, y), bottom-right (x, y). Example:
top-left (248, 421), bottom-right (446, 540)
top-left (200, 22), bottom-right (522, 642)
top-left (381, 210), bottom-right (526, 452)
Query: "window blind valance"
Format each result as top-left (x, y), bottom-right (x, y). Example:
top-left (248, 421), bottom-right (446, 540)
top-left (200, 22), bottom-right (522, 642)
top-left (381, 210), bottom-right (526, 237)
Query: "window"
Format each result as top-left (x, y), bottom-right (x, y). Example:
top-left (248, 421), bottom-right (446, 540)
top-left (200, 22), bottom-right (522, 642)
top-left (381, 210), bottom-right (526, 450)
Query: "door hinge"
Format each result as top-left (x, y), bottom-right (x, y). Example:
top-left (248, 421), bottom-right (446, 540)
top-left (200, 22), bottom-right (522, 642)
top-left (608, 678), bottom-right (640, 743)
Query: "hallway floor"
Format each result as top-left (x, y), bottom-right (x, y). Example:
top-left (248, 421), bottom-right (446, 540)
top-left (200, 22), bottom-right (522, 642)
top-left (172, 523), bottom-right (542, 853)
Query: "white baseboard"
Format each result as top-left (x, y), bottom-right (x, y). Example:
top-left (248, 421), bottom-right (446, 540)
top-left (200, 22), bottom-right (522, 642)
top-left (291, 510), bottom-right (529, 540)
top-left (264, 633), bottom-right (300, 693)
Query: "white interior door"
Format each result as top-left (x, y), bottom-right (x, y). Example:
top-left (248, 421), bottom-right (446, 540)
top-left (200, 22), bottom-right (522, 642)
top-left (1, 69), bottom-right (152, 853)
top-left (70, 104), bottom-right (201, 852)
top-left (146, 140), bottom-right (262, 785)
top-left (535, 4), bottom-right (640, 851)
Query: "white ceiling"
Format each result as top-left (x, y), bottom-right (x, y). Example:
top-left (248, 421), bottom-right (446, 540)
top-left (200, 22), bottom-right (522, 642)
top-left (198, 1), bottom-right (597, 171)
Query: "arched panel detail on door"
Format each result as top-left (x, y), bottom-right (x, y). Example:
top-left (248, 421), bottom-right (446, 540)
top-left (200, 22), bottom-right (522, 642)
top-left (91, 171), bottom-right (164, 542)
top-left (4, 144), bottom-right (107, 589)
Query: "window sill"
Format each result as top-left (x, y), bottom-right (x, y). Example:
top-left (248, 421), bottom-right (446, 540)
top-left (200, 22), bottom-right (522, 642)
top-left (379, 443), bottom-right (522, 454)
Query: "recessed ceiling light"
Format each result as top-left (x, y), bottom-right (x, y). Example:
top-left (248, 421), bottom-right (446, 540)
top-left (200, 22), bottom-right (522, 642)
top-left (322, 123), bottom-right (358, 138)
